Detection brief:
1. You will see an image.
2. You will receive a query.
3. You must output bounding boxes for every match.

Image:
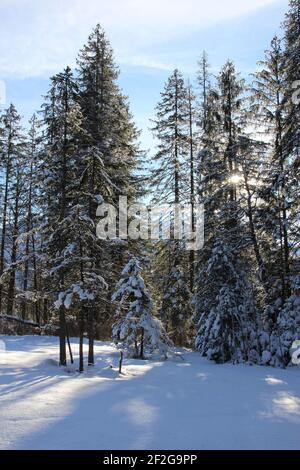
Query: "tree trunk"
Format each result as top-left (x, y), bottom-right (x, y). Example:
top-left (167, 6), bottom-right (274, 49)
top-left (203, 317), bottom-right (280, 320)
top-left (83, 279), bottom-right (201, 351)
top-left (243, 170), bottom-right (267, 285)
top-left (21, 161), bottom-right (34, 320)
top-left (0, 144), bottom-right (11, 312)
top-left (79, 310), bottom-right (84, 373)
top-left (43, 298), bottom-right (48, 324)
top-left (59, 305), bottom-right (67, 366)
top-left (276, 83), bottom-right (290, 299)
top-left (139, 328), bottom-right (145, 359)
top-left (31, 235), bottom-right (39, 323)
top-left (188, 85), bottom-right (195, 291)
top-left (7, 166), bottom-right (21, 316)
top-left (65, 322), bottom-right (73, 364)
top-left (173, 72), bottom-right (181, 266)
top-left (119, 351), bottom-right (123, 374)
top-left (87, 307), bottom-right (94, 366)
top-left (58, 74), bottom-right (69, 367)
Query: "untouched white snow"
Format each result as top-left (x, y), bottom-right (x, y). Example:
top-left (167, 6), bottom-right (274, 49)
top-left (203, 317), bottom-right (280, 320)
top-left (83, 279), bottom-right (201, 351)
top-left (0, 335), bottom-right (300, 450)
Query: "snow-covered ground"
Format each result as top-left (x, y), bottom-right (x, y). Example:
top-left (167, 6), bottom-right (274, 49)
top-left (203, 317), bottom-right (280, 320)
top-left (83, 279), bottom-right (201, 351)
top-left (0, 335), bottom-right (300, 450)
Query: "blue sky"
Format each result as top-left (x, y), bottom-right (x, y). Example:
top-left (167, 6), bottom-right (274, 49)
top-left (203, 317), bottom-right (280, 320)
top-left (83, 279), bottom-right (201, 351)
top-left (0, 0), bottom-right (288, 149)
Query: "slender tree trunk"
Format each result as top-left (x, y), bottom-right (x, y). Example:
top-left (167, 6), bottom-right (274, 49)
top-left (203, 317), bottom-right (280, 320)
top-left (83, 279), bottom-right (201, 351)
top-left (7, 167), bottom-right (21, 316)
top-left (174, 76), bottom-right (179, 207)
top-left (173, 73), bottom-right (181, 267)
top-left (58, 73), bottom-right (70, 366)
top-left (79, 239), bottom-right (85, 372)
top-left (43, 298), bottom-right (48, 324)
top-left (243, 171), bottom-right (267, 285)
top-left (21, 238), bottom-right (29, 320)
top-left (79, 310), bottom-right (84, 373)
top-left (88, 307), bottom-right (95, 365)
top-left (276, 84), bottom-right (290, 299)
top-left (65, 321), bottom-right (73, 364)
top-left (139, 327), bottom-right (145, 359)
top-left (188, 86), bottom-right (195, 291)
top-left (21, 161), bottom-right (33, 319)
top-left (278, 212), bottom-right (287, 301)
top-left (226, 84), bottom-right (237, 203)
top-left (86, 127), bottom-right (97, 364)
top-left (0, 144), bottom-right (11, 312)
top-left (59, 304), bottom-right (67, 366)
top-left (280, 178), bottom-right (290, 298)
top-left (31, 235), bottom-right (39, 323)
top-left (119, 351), bottom-right (123, 374)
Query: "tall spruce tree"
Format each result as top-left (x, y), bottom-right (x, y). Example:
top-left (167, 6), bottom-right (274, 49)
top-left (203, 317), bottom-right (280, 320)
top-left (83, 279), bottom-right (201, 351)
top-left (20, 114), bottom-right (41, 322)
top-left (41, 67), bottom-right (81, 366)
top-left (76, 25), bottom-right (139, 363)
top-left (195, 61), bottom-right (257, 363)
top-left (282, 0), bottom-right (300, 295)
top-left (150, 69), bottom-right (194, 344)
top-left (0, 105), bottom-right (25, 315)
top-left (251, 36), bottom-right (291, 304)
top-left (150, 69), bottom-right (188, 207)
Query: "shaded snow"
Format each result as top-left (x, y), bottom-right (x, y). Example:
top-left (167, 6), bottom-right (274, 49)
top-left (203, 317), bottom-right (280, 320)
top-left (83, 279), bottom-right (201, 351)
top-left (0, 335), bottom-right (300, 450)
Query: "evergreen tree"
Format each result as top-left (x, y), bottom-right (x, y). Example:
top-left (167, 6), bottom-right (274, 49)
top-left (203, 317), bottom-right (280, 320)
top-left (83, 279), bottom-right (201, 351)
top-left (112, 258), bottom-right (172, 359)
top-left (283, 0), bottom-right (300, 165)
top-left (197, 51), bottom-right (211, 136)
top-left (0, 104), bottom-right (25, 314)
top-left (282, 0), bottom-right (300, 299)
top-left (149, 70), bottom-right (194, 344)
top-left (251, 36), bottom-right (291, 303)
top-left (150, 69), bottom-right (189, 207)
top-left (41, 67), bottom-right (82, 366)
top-left (5, 134), bottom-right (26, 317)
top-left (187, 83), bottom-right (198, 291)
top-left (20, 114), bottom-right (42, 322)
top-left (269, 292), bottom-right (300, 366)
top-left (195, 61), bottom-right (257, 363)
top-left (76, 25), bottom-right (139, 362)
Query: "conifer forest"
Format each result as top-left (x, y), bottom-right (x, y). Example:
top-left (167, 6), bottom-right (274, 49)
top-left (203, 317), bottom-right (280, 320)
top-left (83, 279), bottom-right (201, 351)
top-left (0, 0), bottom-right (299, 453)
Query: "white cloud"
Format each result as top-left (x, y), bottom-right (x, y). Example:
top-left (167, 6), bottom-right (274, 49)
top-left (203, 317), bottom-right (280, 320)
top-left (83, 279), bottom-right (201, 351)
top-left (0, 0), bottom-right (281, 78)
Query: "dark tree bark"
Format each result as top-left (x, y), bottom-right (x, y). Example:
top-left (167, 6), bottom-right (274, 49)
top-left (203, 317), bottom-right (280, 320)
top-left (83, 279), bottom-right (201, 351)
top-left (65, 321), bottom-right (74, 364)
top-left (21, 161), bottom-right (33, 320)
top-left (7, 165), bottom-right (21, 316)
top-left (87, 307), bottom-right (95, 366)
top-left (59, 304), bottom-right (67, 366)
top-left (243, 169), bottom-right (267, 285)
top-left (188, 85), bottom-right (195, 291)
top-left (139, 327), bottom-right (145, 359)
top-left (118, 351), bottom-right (124, 374)
top-left (79, 310), bottom-right (84, 373)
top-left (58, 70), bottom-right (71, 366)
top-left (0, 130), bottom-right (12, 312)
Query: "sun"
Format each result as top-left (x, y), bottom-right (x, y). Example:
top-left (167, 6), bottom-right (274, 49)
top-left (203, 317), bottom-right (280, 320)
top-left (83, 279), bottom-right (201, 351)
top-left (229, 173), bottom-right (243, 185)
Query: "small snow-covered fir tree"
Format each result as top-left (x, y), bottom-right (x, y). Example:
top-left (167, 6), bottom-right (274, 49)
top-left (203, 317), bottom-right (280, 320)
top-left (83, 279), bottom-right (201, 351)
top-left (112, 258), bottom-right (173, 359)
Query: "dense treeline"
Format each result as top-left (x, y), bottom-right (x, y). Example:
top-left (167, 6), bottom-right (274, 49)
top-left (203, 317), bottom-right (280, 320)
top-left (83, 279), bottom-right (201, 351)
top-left (0, 26), bottom-right (140, 370)
top-left (0, 1), bottom-right (299, 369)
top-left (149, 1), bottom-right (300, 366)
